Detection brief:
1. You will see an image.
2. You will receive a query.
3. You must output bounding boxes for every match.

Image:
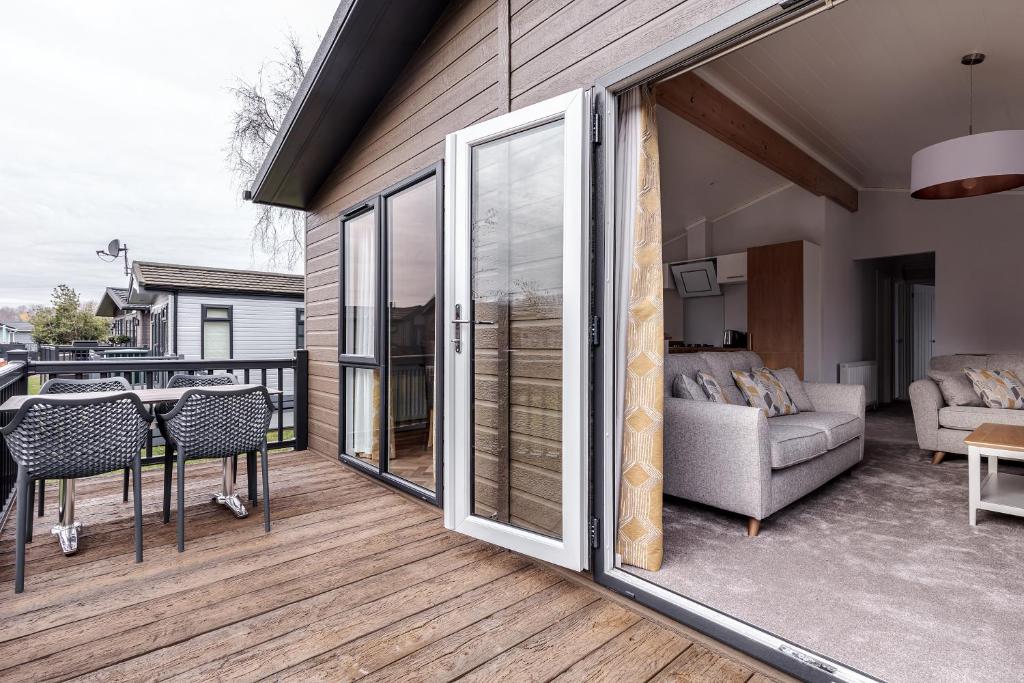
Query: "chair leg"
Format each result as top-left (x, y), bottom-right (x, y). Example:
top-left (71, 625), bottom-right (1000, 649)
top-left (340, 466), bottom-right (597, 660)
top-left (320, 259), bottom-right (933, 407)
top-left (932, 451), bottom-right (946, 465)
top-left (37, 479), bottom-right (45, 518)
top-left (26, 479), bottom-right (35, 544)
top-left (163, 447), bottom-right (173, 524)
top-left (133, 456), bottom-right (143, 563)
top-left (232, 454), bottom-right (238, 485)
top-left (177, 450), bottom-right (186, 553)
top-left (122, 468), bottom-right (130, 503)
top-left (260, 444), bottom-right (270, 533)
top-left (247, 451), bottom-right (257, 505)
top-left (15, 469), bottom-right (29, 593)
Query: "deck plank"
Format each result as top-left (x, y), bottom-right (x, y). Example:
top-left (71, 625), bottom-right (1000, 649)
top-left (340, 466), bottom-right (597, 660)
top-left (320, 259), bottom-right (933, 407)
top-left (456, 600), bottom-right (641, 682)
top-left (0, 450), bottom-right (782, 681)
top-left (650, 642), bottom-right (755, 682)
top-left (551, 620), bottom-right (694, 682)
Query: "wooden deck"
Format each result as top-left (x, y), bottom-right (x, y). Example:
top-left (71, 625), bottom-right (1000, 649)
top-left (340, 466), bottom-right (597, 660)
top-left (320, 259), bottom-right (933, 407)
top-left (0, 450), bottom-right (784, 682)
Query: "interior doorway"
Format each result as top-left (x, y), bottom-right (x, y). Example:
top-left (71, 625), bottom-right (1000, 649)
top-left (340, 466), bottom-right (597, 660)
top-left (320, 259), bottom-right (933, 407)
top-left (864, 252), bottom-right (936, 403)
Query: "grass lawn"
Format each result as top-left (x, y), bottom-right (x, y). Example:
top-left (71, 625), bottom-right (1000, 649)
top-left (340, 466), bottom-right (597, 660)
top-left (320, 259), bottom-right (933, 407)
top-left (27, 374), bottom-right (41, 395)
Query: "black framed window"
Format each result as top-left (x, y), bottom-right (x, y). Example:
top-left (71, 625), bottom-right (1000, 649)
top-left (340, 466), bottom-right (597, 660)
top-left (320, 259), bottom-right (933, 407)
top-left (201, 305), bottom-right (232, 359)
top-left (338, 162), bottom-right (443, 504)
top-left (151, 308), bottom-right (168, 356)
top-left (295, 308), bottom-right (305, 349)
top-left (339, 203), bottom-right (379, 363)
top-left (339, 201), bottom-right (381, 471)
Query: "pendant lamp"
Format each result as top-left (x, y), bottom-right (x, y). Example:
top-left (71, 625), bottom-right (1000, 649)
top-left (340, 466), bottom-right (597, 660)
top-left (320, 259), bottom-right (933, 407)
top-left (910, 53), bottom-right (1024, 200)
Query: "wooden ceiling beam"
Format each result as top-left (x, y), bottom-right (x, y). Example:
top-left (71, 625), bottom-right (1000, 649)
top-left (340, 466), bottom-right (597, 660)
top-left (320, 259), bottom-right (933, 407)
top-left (654, 72), bottom-right (859, 212)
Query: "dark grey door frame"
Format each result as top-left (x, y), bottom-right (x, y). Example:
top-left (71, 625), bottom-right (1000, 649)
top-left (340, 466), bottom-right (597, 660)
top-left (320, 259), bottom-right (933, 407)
top-left (336, 162), bottom-right (445, 506)
top-left (588, 1), bottom-right (880, 681)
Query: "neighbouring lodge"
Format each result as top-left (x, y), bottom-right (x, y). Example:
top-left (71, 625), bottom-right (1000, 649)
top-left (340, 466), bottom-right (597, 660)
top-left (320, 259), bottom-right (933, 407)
top-left (248, 1), bottom-right (1024, 680)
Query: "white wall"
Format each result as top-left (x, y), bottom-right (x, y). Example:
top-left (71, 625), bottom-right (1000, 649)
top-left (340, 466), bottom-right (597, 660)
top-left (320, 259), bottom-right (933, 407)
top-left (175, 293), bottom-right (303, 394)
top-left (701, 184), bottom-right (874, 379)
top-left (709, 185), bottom-right (825, 254)
top-left (822, 201), bottom-right (875, 381)
top-left (662, 233), bottom-right (688, 342)
top-left (852, 190), bottom-right (1024, 356)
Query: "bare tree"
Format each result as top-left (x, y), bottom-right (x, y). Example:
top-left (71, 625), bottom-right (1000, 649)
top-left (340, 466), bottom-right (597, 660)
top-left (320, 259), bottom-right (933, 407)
top-left (227, 32), bottom-right (310, 268)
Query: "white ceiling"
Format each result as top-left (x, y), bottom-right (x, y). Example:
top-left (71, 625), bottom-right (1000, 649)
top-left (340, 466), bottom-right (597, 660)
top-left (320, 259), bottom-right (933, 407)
top-left (656, 105), bottom-right (791, 239)
top-left (694, 0), bottom-right (1024, 190)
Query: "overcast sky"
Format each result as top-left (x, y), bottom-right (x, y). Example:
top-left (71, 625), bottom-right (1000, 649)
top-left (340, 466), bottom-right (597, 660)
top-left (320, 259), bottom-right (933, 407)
top-left (0, 1), bottom-right (339, 308)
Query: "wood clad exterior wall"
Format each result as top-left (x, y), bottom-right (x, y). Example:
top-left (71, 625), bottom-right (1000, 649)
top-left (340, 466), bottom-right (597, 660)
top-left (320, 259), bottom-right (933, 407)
top-left (303, 0), bottom-right (751, 464)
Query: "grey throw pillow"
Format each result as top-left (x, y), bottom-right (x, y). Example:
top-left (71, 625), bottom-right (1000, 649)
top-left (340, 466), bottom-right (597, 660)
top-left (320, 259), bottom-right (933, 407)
top-left (695, 370), bottom-right (731, 404)
top-left (671, 373), bottom-right (691, 399)
top-left (929, 371), bottom-right (983, 407)
top-left (671, 374), bottom-right (708, 402)
top-left (771, 367), bottom-right (814, 412)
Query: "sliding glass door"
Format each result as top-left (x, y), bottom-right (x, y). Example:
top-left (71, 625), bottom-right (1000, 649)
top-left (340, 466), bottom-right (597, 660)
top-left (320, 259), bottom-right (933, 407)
top-left (385, 169), bottom-right (441, 494)
top-left (338, 165), bottom-right (443, 501)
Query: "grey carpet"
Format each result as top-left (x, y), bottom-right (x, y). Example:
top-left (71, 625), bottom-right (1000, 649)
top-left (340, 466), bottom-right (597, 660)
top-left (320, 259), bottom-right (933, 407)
top-left (629, 404), bottom-right (1024, 683)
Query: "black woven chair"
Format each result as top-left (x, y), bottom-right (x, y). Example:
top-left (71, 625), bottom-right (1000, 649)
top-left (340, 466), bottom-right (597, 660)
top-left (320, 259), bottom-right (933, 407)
top-left (158, 386), bottom-right (273, 552)
top-left (36, 376), bottom-right (135, 514)
top-left (155, 374), bottom-right (258, 523)
top-left (2, 393), bottom-right (151, 592)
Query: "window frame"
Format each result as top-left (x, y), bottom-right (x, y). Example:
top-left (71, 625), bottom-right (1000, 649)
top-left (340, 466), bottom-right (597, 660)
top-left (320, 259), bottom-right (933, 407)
top-left (295, 307), bottom-right (305, 349)
top-left (337, 199), bottom-right (382, 367)
top-left (200, 304), bottom-right (233, 360)
top-left (337, 163), bottom-right (444, 506)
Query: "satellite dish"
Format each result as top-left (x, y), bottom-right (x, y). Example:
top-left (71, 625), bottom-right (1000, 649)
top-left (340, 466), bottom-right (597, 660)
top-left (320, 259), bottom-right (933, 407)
top-left (107, 238), bottom-right (121, 255)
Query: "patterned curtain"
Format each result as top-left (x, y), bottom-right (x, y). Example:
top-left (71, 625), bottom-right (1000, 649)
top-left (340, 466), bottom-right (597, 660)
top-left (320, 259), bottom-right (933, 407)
top-left (616, 85), bottom-right (665, 571)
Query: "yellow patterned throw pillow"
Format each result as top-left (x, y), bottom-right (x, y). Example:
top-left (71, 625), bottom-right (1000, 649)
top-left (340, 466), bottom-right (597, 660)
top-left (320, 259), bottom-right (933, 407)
top-left (963, 368), bottom-right (1024, 409)
top-left (695, 370), bottom-right (730, 404)
top-left (732, 367), bottom-right (800, 417)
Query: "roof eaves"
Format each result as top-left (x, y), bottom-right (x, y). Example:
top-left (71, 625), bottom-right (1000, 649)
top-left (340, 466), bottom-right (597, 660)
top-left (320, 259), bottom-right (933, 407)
top-left (249, 0), bottom-right (449, 210)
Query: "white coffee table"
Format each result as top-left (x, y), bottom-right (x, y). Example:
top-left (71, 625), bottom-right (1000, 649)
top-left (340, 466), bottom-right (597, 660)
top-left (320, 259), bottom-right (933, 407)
top-left (965, 423), bottom-right (1024, 526)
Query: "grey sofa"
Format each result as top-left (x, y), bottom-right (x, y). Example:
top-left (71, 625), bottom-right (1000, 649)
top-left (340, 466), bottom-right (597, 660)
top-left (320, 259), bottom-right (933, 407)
top-left (664, 351), bottom-right (866, 536)
top-left (910, 353), bottom-right (1024, 464)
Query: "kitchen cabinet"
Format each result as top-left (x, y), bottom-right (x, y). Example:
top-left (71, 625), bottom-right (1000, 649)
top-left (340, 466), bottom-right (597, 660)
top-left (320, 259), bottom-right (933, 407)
top-left (746, 240), bottom-right (821, 380)
top-left (716, 251), bottom-right (747, 284)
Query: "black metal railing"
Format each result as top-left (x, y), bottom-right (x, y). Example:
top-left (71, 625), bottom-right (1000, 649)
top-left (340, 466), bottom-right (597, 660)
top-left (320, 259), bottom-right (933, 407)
top-left (0, 361), bottom-right (29, 532)
top-left (38, 344), bottom-right (160, 362)
top-left (0, 350), bottom-right (308, 531)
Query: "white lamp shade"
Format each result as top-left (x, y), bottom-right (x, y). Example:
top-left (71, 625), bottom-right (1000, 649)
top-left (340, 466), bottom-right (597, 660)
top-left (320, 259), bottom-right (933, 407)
top-left (910, 130), bottom-right (1024, 199)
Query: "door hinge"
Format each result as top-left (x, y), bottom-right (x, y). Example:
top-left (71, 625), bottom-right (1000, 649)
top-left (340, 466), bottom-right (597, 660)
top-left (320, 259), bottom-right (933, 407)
top-left (591, 110), bottom-right (601, 145)
top-left (589, 315), bottom-right (601, 347)
top-left (589, 516), bottom-right (600, 548)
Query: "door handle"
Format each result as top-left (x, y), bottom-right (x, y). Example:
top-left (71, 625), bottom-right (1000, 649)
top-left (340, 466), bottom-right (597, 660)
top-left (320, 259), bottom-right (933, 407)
top-left (451, 318), bottom-right (496, 326)
top-left (451, 304), bottom-right (496, 353)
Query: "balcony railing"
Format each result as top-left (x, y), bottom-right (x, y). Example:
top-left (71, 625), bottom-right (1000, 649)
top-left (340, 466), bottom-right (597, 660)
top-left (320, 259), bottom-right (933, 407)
top-left (0, 349), bottom-right (309, 532)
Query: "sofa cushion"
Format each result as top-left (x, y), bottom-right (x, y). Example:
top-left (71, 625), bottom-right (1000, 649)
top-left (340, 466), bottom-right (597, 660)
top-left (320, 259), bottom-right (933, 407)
top-left (700, 351), bottom-right (763, 405)
top-left (696, 370), bottom-right (731, 403)
top-left (986, 354), bottom-right (1024, 380)
top-left (732, 368), bottom-right (799, 417)
top-left (772, 367), bottom-right (814, 412)
top-left (964, 368), bottom-right (1024, 409)
top-left (938, 405), bottom-right (1024, 431)
top-left (929, 371), bottom-right (983, 407)
top-left (929, 355), bottom-right (988, 374)
top-left (663, 354), bottom-right (713, 397)
top-left (768, 423), bottom-right (829, 469)
top-left (770, 412), bottom-right (863, 449)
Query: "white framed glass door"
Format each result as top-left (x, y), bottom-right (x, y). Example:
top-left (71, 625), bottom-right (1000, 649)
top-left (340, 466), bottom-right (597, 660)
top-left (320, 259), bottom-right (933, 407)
top-left (443, 89), bottom-right (590, 570)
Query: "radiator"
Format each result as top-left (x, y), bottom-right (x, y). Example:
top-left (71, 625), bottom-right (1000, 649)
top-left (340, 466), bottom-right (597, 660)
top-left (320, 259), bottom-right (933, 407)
top-left (838, 360), bottom-right (878, 408)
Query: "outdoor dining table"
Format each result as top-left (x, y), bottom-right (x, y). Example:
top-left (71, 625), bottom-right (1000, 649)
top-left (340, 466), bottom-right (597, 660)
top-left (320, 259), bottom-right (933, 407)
top-left (0, 384), bottom-right (281, 555)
